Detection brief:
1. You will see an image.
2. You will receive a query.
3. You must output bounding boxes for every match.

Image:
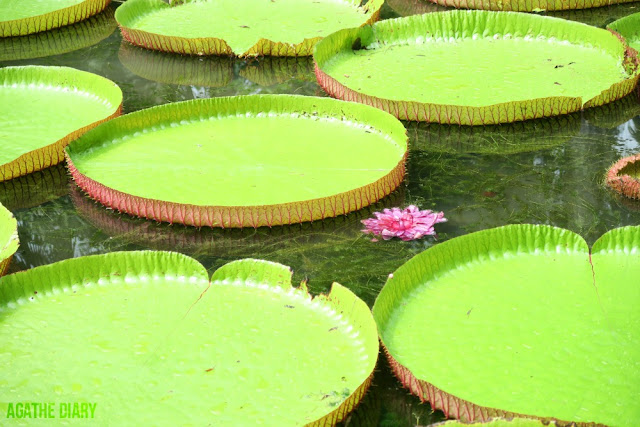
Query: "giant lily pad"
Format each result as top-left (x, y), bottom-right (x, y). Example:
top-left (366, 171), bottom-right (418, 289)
top-left (608, 11), bottom-right (640, 52)
top-left (0, 253), bottom-right (379, 424)
top-left (314, 11), bottom-right (640, 125)
top-left (423, 0), bottom-right (636, 12)
top-left (0, 202), bottom-right (18, 276)
top-left (0, 66), bottom-right (122, 182)
top-left (0, 6), bottom-right (116, 62)
top-left (66, 95), bottom-right (407, 228)
top-left (0, 0), bottom-right (111, 37)
top-left (373, 224), bottom-right (640, 424)
top-left (115, 0), bottom-right (383, 57)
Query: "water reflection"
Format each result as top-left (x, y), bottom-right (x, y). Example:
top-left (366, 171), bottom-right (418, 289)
top-left (118, 43), bottom-right (235, 87)
top-left (68, 184), bottom-right (417, 304)
top-left (0, 164), bottom-right (68, 211)
top-left (239, 56), bottom-right (316, 86)
top-left (385, 0), bottom-right (450, 17)
top-left (407, 123), bottom-right (640, 244)
top-left (118, 42), bottom-right (321, 109)
top-left (546, 1), bottom-right (640, 27)
top-left (407, 113), bottom-right (582, 155)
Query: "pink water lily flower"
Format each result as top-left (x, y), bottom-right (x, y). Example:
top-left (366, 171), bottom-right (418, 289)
top-left (361, 205), bottom-right (447, 241)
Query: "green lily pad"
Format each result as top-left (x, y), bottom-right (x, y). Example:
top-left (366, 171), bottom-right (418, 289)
top-left (65, 95), bottom-right (407, 228)
top-left (373, 224), bottom-right (640, 424)
top-left (0, 6), bottom-right (116, 62)
top-left (0, 253), bottom-right (379, 424)
top-left (608, 11), bottom-right (640, 52)
top-left (423, 0), bottom-right (636, 12)
top-left (0, 202), bottom-right (18, 276)
top-left (0, 66), bottom-right (122, 182)
top-left (314, 11), bottom-right (640, 125)
top-left (118, 42), bottom-right (235, 87)
top-left (115, 0), bottom-right (383, 57)
top-left (0, 0), bottom-right (111, 37)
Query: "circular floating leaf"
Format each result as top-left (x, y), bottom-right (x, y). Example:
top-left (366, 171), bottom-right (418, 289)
top-left (422, 0), bottom-right (636, 12)
top-left (0, 6), bottom-right (116, 61)
top-left (66, 95), bottom-right (407, 228)
top-left (0, 66), bottom-right (122, 182)
top-left (608, 11), bottom-right (640, 52)
top-left (606, 153), bottom-right (640, 199)
top-left (314, 11), bottom-right (640, 125)
top-left (115, 0), bottom-right (383, 57)
top-left (0, 253), bottom-right (379, 425)
top-left (373, 224), bottom-right (640, 425)
top-left (0, 202), bottom-right (18, 276)
top-left (0, 0), bottom-right (111, 37)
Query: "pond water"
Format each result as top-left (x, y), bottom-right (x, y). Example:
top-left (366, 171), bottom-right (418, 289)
top-left (1, 1), bottom-right (640, 425)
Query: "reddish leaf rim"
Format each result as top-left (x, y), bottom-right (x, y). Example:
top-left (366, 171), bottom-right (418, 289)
top-left (606, 153), bottom-right (640, 200)
top-left (0, 204), bottom-right (18, 277)
top-left (66, 152), bottom-right (407, 228)
top-left (382, 343), bottom-right (604, 427)
top-left (0, 0), bottom-right (111, 37)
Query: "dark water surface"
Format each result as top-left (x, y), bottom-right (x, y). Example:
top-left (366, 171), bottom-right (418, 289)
top-left (1, 2), bottom-right (640, 425)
